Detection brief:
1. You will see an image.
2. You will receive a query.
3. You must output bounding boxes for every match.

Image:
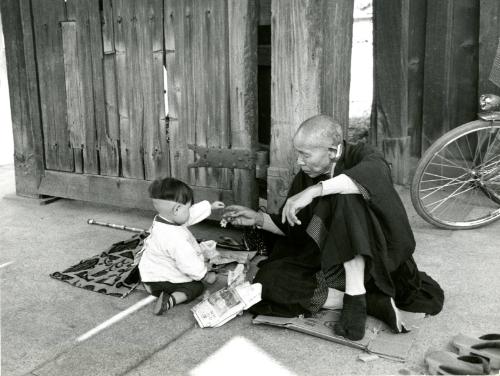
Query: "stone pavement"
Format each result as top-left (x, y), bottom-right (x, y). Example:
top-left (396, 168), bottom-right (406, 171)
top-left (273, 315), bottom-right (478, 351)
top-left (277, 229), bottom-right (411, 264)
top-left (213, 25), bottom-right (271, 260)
top-left (1, 164), bottom-right (499, 376)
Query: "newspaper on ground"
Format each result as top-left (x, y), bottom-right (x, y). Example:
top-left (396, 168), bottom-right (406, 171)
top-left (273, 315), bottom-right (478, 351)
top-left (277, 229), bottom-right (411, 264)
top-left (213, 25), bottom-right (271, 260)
top-left (192, 282), bottom-right (262, 328)
top-left (227, 263), bottom-right (246, 287)
top-left (209, 249), bottom-right (256, 266)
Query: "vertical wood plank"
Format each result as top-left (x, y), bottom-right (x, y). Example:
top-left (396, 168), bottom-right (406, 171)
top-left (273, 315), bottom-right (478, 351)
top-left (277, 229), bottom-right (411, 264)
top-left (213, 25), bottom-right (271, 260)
top-left (479, 0), bottom-right (500, 95)
top-left (63, 0), bottom-right (103, 175)
top-left (268, 0), bottom-right (353, 212)
top-left (101, 0), bottom-right (121, 176)
top-left (422, 0), bottom-right (479, 152)
top-left (31, 0), bottom-right (74, 172)
top-left (321, 0), bottom-right (354, 136)
top-left (165, 0), bottom-right (190, 182)
top-left (141, 0), bottom-right (169, 181)
top-left (228, 0), bottom-right (259, 208)
top-left (1, 0), bottom-right (45, 196)
top-left (408, 0), bottom-right (427, 158)
top-left (114, 0), bottom-right (144, 179)
top-left (85, 0), bottom-right (119, 176)
top-left (61, 20), bottom-right (86, 174)
top-left (102, 0), bottom-right (115, 54)
top-left (372, 0), bottom-right (411, 184)
top-left (191, 0), bottom-right (231, 189)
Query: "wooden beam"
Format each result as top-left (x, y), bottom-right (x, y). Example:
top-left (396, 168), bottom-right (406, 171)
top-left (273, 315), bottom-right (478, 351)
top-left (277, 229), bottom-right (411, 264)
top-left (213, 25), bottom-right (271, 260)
top-left (422, 0), bottom-right (479, 152)
top-left (1, 0), bottom-right (45, 197)
top-left (268, 0), bottom-right (353, 212)
top-left (38, 171), bottom-right (235, 211)
top-left (228, 0), bottom-right (259, 209)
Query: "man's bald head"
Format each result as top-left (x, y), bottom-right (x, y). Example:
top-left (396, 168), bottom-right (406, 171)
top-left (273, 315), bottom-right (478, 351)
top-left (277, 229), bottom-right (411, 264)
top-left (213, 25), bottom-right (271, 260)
top-left (294, 115), bottom-right (343, 148)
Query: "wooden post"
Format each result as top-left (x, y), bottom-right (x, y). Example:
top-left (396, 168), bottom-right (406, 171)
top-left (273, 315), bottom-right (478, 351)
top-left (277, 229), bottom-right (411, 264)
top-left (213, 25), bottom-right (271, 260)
top-left (372, 0), bottom-right (425, 185)
top-left (479, 0), bottom-right (500, 96)
top-left (228, 0), bottom-right (259, 209)
top-left (1, 0), bottom-right (45, 197)
top-left (422, 0), bottom-right (479, 152)
top-left (268, 0), bottom-right (353, 213)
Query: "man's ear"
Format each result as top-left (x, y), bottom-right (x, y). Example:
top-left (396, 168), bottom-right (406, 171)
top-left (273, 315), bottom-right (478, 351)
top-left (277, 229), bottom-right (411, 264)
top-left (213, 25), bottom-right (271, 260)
top-left (173, 203), bottom-right (181, 214)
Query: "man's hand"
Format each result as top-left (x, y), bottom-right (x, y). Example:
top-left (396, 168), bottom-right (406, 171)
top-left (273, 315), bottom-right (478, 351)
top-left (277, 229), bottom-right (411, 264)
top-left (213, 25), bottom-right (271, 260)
top-left (282, 184), bottom-right (322, 226)
top-left (222, 205), bottom-right (258, 227)
top-left (203, 271), bottom-right (217, 284)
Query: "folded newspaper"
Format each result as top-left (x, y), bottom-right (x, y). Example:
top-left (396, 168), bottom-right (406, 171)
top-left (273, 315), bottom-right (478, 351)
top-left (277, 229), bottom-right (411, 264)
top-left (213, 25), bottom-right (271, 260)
top-left (192, 282), bottom-right (262, 328)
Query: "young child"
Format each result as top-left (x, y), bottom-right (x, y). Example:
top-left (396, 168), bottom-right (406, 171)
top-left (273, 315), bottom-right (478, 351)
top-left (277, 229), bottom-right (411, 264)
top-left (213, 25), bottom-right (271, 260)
top-left (138, 177), bottom-right (224, 315)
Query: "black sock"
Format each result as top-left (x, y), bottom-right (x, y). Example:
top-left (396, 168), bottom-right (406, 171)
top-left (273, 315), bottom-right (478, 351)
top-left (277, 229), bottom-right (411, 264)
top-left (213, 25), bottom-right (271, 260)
top-left (334, 294), bottom-right (367, 341)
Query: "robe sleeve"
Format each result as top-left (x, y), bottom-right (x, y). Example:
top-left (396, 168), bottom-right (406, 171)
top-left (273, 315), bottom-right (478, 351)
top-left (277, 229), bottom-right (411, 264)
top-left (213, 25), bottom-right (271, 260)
top-left (340, 149), bottom-right (392, 205)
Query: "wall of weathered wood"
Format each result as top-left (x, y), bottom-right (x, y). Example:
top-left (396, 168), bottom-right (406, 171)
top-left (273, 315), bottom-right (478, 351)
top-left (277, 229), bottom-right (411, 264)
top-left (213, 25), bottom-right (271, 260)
top-left (267, 0), bottom-right (354, 212)
top-left (372, 0), bottom-right (500, 185)
top-left (1, 0), bottom-right (259, 209)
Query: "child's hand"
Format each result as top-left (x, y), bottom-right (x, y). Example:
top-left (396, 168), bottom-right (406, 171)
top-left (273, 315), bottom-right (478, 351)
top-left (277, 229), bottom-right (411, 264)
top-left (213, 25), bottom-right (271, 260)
top-left (203, 271), bottom-right (217, 284)
top-left (211, 201), bottom-right (225, 210)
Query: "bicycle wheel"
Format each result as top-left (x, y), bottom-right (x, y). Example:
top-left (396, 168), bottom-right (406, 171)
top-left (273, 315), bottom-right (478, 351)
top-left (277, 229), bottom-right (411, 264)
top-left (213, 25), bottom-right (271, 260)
top-left (411, 120), bottom-right (500, 229)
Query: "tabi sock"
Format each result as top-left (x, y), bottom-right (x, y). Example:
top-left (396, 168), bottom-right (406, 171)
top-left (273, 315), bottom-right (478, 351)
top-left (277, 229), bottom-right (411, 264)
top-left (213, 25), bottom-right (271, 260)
top-left (366, 292), bottom-right (404, 333)
top-left (334, 293), bottom-right (367, 341)
top-left (153, 292), bottom-right (177, 316)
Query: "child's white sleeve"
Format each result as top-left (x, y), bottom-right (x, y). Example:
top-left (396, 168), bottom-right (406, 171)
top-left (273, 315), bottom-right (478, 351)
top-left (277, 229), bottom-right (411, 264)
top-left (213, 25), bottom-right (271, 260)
top-left (172, 240), bottom-right (208, 281)
top-left (185, 200), bottom-right (211, 226)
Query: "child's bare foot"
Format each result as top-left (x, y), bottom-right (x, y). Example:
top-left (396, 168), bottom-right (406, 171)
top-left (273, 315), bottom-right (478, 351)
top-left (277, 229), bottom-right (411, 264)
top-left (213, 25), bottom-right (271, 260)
top-left (153, 292), bottom-right (176, 315)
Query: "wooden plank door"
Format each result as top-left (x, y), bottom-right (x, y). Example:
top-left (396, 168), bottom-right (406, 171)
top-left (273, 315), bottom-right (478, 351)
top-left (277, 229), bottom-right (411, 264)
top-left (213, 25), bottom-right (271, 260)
top-left (165, 0), bottom-right (258, 208)
top-left (113, 0), bottom-right (169, 180)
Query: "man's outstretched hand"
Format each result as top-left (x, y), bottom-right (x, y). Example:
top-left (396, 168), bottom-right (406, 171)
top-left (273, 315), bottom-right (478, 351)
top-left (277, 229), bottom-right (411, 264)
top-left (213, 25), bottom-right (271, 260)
top-left (281, 184), bottom-right (322, 226)
top-left (222, 205), bottom-right (258, 227)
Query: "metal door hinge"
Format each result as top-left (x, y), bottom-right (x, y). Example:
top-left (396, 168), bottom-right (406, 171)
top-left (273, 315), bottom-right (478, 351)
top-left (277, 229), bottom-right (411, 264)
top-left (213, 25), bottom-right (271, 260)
top-left (187, 144), bottom-right (257, 170)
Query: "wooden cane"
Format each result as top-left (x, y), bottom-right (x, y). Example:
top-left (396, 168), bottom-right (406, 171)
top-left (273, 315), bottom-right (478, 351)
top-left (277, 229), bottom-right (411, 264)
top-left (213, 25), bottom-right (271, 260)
top-left (87, 219), bottom-right (146, 233)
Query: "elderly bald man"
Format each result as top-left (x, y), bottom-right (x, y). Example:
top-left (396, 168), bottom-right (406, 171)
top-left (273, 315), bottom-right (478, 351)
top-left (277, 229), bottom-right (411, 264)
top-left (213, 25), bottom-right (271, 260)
top-left (223, 114), bottom-right (444, 340)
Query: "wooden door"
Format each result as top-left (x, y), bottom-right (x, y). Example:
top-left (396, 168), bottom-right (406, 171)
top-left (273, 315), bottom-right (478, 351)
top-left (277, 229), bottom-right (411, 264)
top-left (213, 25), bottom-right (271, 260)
top-left (6, 0), bottom-right (259, 210)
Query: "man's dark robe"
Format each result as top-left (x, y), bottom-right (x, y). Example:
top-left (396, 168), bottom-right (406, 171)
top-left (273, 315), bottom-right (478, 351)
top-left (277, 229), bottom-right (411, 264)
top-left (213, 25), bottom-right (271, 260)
top-left (251, 142), bottom-right (444, 317)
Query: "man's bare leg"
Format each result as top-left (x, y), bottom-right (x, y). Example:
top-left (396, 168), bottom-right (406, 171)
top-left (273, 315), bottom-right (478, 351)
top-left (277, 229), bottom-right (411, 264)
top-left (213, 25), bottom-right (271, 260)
top-left (322, 288), bottom-right (344, 310)
top-left (333, 255), bottom-right (367, 340)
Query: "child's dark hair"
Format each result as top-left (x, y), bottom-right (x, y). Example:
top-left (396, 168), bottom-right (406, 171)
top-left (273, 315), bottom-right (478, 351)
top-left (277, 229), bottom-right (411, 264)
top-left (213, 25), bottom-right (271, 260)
top-left (149, 177), bottom-right (194, 205)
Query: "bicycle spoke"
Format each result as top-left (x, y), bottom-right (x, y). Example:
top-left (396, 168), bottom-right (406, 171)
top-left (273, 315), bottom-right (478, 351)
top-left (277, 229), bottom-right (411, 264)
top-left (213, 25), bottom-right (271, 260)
top-left (422, 171), bottom-right (469, 181)
top-left (419, 179), bottom-right (474, 194)
top-left (452, 139), bottom-right (471, 169)
top-left (433, 153), bottom-right (468, 170)
top-left (428, 161), bottom-right (469, 171)
top-left (426, 182), bottom-right (473, 213)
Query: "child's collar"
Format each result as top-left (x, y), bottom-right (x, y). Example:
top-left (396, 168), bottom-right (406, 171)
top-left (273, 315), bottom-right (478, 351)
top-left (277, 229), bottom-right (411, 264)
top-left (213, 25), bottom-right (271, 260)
top-left (154, 214), bottom-right (179, 226)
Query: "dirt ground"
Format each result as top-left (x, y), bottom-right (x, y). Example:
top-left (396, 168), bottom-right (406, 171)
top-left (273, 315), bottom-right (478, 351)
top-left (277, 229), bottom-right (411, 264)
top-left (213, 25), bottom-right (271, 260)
top-left (1, 163), bottom-right (500, 376)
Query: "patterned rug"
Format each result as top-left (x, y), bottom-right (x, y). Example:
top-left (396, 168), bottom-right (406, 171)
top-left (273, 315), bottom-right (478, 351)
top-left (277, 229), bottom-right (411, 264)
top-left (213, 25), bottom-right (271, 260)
top-left (50, 233), bottom-right (146, 298)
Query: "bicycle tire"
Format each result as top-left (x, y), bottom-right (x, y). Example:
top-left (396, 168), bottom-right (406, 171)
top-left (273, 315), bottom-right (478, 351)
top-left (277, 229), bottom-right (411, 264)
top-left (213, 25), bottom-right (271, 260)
top-left (411, 120), bottom-right (500, 229)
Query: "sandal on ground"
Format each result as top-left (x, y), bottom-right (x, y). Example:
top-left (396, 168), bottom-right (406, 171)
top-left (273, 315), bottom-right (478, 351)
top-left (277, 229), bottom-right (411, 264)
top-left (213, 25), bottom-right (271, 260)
top-left (425, 350), bottom-right (490, 375)
top-left (452, 333), bottom-right (500, 369)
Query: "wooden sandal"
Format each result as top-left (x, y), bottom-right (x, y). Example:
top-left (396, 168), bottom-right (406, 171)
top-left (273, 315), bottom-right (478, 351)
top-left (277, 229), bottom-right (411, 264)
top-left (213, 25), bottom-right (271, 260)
top-left (425, 350), bottom-right (490, 375)
top-left (452, 333), bottom-right (500, 369)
